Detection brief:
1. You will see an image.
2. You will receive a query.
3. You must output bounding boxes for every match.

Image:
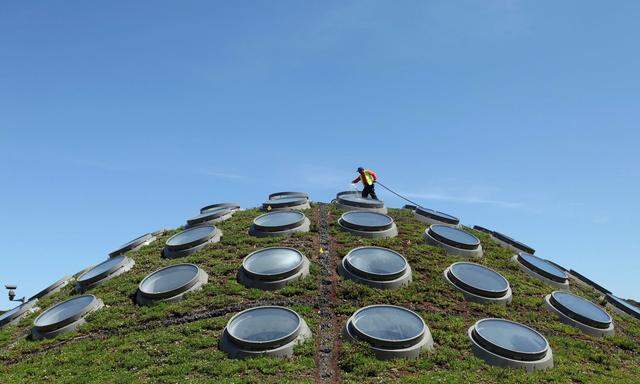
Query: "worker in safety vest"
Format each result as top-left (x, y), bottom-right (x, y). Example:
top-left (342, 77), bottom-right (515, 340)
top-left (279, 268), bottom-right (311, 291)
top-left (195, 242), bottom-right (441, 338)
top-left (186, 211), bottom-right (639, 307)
top-left (352, 167), bottom-right (378, 200)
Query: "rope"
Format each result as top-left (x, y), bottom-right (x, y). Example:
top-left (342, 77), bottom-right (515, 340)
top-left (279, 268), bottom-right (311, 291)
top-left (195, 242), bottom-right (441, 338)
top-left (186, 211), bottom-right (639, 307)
top-left (375, 181), bottom-right (424, 209)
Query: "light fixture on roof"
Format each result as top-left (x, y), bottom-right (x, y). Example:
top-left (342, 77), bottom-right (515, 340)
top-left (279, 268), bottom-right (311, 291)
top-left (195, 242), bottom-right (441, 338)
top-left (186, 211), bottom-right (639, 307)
top-left (334, 193), bottom-right (387, 213)
top-left (343, 305), bottom-right (433, 360)
top-left (338, 247), bottom-right (412, 289)
top-left (424, 224), bottom-right (483, 258)
top-left (220, 306), bottom-right (312, 358)
top-left (76, 255), bottom-right (135, 292)
top-left (443, 262), bottom-right (512, 304)
top-left (31, 294), bottom-right (103, 339)
top-left (512, 252), bottom-right (569, 289)
top-left (468, 318), bottom-right (553, 372)
top-left (136, 263), bottom-right (209, 305)
top-left (544, 291), bottom-right (614, 337)
top-left (337, 211), bottom-right (398, 238)
top-left (238, 247), bottom-right (310, 290)
top-left (162, 225), bottom-right (222, 258)
top-left (250, 211), bottom-right (310, 237)
top-left (108, 233), bottom-right (156, 258)
top-left (491, 231), bottom-right (535, 254)
top-left (413, 207), bottom-right (460, 226)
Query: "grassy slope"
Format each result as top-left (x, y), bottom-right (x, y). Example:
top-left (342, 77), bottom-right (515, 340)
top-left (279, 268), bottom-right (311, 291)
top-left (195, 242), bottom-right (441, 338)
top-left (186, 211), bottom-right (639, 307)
top-left (0, 205), bottom-right (639, 383)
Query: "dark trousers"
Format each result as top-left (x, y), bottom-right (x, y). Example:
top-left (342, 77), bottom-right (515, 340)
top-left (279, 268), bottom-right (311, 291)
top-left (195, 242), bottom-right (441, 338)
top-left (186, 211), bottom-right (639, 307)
top-left (362, 184), bottom-right (378, 200)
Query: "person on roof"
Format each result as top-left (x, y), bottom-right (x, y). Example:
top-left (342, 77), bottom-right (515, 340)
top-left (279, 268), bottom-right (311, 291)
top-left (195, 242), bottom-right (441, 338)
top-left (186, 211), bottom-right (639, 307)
top-left (352, 167), bottom-right (378, 200)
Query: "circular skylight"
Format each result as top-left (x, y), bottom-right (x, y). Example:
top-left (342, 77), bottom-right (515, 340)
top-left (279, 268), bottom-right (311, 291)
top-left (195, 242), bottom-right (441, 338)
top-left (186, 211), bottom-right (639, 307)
top-left (139, 264), bottom-right (202, 300)
top-left (165, 225), bottom-right (219, 252)
top-left (187, 208), bottom-right (233, 226)
top-left (446, 262), bottom-right (510, 299)
top-left (337, 194), bottom-right (384, 208)
top-left (568, 270), bottom-right (611, 294)
top-left (473, 225), bottom-right (494, 235)
top-left (32, 294), bottom-right (103, 338)
top-left (403, 204), bottom-right (417, 211)
top-left (414, 207), bottom-right (459, 225)
top-left (344, 247), bottom-right (408, 281)
top-left (200, 203), bottom-right (240, 214)
top-left (29, 277), bottom-right (70, 301)
top-left (339, 211), bottom-right (394, 231)
top-left (471, 318), bottom-right (550, 362)
top-left (109, 233), bottom-right (155, 257)
top-left (492, 231), bottom-right (535, 254)
top-left (548, 291), bottom-right (612, 329)
top-left (0, 300), bottom-right (38, 329)
top-left (76, 255), bottom-right (134, 291)
top-left (428, 225), bottom-right (480, 250)
top-left (253, 211), bottom-right (306, 232)
top-left (262, 196), bottom-right (308, 210)
top-left (348, 305), bottom-right (426, 348)
top-left (226, 306), bottom-right (302, 349)
top-left (606, 294), bottom-right (640, 320)
top-left (516, 253), bottom-right (568, 284)
top-left (269, 191), bottom-right (309, 200)
top-left (242, 248), bottom-right (304, 280)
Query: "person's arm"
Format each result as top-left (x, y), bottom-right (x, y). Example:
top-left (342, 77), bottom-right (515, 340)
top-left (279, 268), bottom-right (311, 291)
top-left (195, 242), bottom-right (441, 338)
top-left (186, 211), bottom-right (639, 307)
top-left (352, 175), bottom-right (361, 183)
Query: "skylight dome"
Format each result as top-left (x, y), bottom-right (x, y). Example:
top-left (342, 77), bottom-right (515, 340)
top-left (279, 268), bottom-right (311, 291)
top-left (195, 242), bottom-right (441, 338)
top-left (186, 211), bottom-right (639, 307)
top-left (491, 231), bottom-right (535, 254)
top-left (343, 305), bottom-right (433, 360)
top-left (31, 294), bottom-right (103, 339)
top-left (268, 191), bottom-right (309, 200)
top-left (186, 207), bottom-right (235, 227)
top-left (339, 247), bottom-right (412, 289)
top-left (335, 193), bottom-right (387, 213)
top-left (512, 252), bottom-right (569, 289)
top-left (76, 255), bottom-right (135, 292)
top-left (262, 196), bottom-right (310, 211)
top-left (338, 211), bottom-right (398, 238)
top-left (544, 291), bottom-right (614, 337)
top-left (413, 207), bottom-right (460, 226)
top-left (0, 300), bottom-right (39, 329)
top-left (250, 211), bottom-right (310, 237)
top-left (29, 276), bottom-right (71, 301)
top-left (162, 225), bottom-right (222, 258)
top-left (109, 233), bottom-right (156, 257)
top-left (136, 263), bottom-right (208, 305)
top-left (568, 270), bottom-right (611, 294)
top-left (444, 262), bottom-right (511, 304)
top-left (468, 318), bottom-right (553, 372)
top-left (238, 247), bottom-right (310, 290)
top-left (220, 306), bottom-right (312, 358)
top-left (200, 203), bottom-right (241, 214)
top-left (605, 294), bottom-right (640, 321)
top-left (424, 224), bottom-right (483, 258)
top-left (472, 225), bottom-right (494, 235)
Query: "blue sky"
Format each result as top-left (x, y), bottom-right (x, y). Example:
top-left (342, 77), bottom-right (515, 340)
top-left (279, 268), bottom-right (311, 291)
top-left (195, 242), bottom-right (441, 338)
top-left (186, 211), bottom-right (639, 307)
top-left (1, 1), bottom-right (638, 309)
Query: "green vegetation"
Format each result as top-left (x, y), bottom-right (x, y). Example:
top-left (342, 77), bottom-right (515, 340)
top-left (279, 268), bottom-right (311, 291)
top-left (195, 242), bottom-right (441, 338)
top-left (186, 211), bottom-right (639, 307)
top-left (1, 205), bottom-right (639, 383)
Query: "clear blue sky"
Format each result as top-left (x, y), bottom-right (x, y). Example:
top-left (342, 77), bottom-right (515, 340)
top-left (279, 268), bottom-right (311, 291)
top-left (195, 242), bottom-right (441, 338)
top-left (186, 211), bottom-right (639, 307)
top-left (1, 1), bottom-right (638, 309)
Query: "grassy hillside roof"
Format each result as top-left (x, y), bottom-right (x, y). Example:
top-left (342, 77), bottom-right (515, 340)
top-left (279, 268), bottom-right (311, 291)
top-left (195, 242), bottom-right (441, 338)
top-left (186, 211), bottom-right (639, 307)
top-left (1, 204), bottom-right (639, 383)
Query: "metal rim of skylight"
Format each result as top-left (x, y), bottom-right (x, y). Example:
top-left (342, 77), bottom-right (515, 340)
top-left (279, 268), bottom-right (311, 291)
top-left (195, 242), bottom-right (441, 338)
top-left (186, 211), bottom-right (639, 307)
top-left (343, 247), bottom-right (409, 281)
top-left (187, 207), bottom-right (234, 226)
top-left (76, 255), bottom-right (135, 291)
top-left (224, 306), bottom-right (304, 350)
top-left (108, 233), bottom-right (156, 257)
top-left (568, 270), bottom-right (611, 294)
top-left (445, 262), bottom-right (510, 299)
top-left (252, 211), bottom-right (307, 232)
top-left (339, 211), bottom-right (395, 232)
top-left (241, 247), bottom-right (306, 281)
top-left (28, 277), bottom-right (71, 301)
top-left (137, 263), bottom-right (207, 301)
top-left (491, 231), bottom-right (536, 254)
top-left (544, 291), bottom-right (613, 335)
top-left (200, 203), bottom-right (241, 214)
top-left (32, 294), bottom-right (103, 333)
top-left (605, 294), bottom-right (640, 320)
top-left (262, 196), bottom-right (309, 210)
top-left (268, 191), bottom-right (309, 200)
top-left (337, 194), bottom-right (385, 208)
top-left (426, 225), bottom-right (481, 250)
top-left (516, 252), bottom-right (568, 284)
top-left (414, 207), bottom-right (460, 225)
top-left (0, 300), bottom-right (39, 328)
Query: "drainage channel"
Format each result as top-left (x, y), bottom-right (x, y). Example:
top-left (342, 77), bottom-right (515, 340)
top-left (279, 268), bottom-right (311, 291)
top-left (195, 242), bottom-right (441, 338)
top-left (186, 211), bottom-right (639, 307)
top-left (316, 203), bottom-right (340, 383)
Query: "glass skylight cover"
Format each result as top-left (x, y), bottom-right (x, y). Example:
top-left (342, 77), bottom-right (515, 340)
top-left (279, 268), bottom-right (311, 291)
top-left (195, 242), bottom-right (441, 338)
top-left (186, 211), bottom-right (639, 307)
top-left (269, 191), bottom-right (309, 200)
top-left (187, 208), bottom-right (232, 226)
top-left (517, 253), bottom-right (568, 283)
top-left (340, 211), bottom-right (394, 231)
top-left (493, 232), bottom-right (535, 254)
top-left (549, 291), bottom-right (611, 328)
top-left (33, 295), bottom-right (100, 331)
top-left (473, 225), bottom-right (494, 235)
top-left (344, 247), bottom-right (408, 281)
top-left (165, 226), bottom-right (217, 250)
top-left (447, 262), bottom-right (509, 298)
top-left (349, 305), bottom-right (426, 348)
top-left (253, 211), bottom-right (305, 232)
top-left (472, 318), bottom-right (549, 361)
top-left (415, 207), bottom-right (459, 224)
top-left (569, 270), bottom-right (611, 294)
top-left (0, 300), bottom-right (37, 328)
top-left (139, 264), bottom-right (200, 298)
top-left (29, 277), bottom-right (69, 301)
top-left (263, 196), bottom-right (308, 208)
top-left (606, 294), bottom-right (640, 319)
top-left (200, 203), bottom-right (240, 214)
top-left (243, 248), bottom-right (304, 280)
top-left (338, 194), bottom-right (384, 208)
top-left (77, 255), bottom-right (129, 285)
top-left (226, 306), bottom-right (302, 348)
top-left (109, 233), bottom-right (153, 256)
top-left (428, 225), bottom-right (480, 250)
